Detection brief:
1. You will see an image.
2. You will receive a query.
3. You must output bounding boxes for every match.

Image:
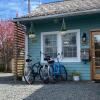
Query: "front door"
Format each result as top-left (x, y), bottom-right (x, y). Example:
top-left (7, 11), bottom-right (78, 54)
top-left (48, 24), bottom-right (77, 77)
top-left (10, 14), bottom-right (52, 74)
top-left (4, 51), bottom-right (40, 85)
top-left (91, 31), bottom-right (100, 80)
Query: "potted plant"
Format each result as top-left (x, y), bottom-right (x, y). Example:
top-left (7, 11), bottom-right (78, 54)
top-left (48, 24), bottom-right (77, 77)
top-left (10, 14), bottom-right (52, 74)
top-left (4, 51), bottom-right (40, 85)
top-left (72, 71), bottom-right (80, 81)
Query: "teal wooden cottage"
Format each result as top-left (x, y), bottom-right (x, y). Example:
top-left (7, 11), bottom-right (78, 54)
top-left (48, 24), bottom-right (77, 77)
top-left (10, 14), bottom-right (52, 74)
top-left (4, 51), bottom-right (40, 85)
top-left (13, 0), bottom-right (100, 81)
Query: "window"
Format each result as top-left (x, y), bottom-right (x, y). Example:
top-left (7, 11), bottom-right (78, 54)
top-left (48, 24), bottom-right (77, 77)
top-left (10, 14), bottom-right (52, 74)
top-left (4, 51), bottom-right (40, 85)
top-left (62, 32), bottom-right (77, 58)
top-left (43, 34), bottom-right (57, 58)
top-left (41, 30), bottom-right (80, 62)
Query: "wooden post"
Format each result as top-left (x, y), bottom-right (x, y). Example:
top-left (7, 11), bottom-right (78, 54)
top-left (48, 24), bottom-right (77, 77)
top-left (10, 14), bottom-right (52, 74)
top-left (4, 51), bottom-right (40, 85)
top-left (28, 0), bottom-right (31, 15)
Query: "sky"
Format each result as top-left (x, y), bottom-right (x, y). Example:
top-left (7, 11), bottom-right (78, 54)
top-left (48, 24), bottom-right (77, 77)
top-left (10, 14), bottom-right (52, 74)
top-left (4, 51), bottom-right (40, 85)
top-left (0, 0), bottom-right (62, 19)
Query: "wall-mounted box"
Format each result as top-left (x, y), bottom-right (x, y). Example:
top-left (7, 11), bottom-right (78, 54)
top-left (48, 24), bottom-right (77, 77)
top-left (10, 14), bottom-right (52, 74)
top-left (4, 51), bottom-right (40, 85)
top-left (81, 48), bottom-right (90, 64)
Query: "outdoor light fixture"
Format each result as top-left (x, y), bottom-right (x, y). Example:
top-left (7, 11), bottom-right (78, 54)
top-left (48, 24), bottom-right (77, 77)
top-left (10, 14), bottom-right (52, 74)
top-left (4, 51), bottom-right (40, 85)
top-left (82, 32), bottom-right (87, 44)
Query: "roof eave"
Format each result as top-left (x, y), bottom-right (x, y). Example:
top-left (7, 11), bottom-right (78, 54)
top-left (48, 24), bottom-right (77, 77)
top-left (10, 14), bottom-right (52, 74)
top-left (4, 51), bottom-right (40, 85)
top-left (13, 9), bottom-right (100, 22)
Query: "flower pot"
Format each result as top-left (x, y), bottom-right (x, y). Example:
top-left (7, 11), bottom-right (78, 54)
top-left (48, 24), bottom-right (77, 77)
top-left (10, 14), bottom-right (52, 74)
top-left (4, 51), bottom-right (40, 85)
top-left (73, 76), bottom-right (80, 81)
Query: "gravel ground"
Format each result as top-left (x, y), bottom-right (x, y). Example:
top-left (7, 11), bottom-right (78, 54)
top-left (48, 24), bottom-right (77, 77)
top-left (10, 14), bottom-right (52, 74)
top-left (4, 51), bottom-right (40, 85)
top-left (0, 73), bottom-right (100, 100)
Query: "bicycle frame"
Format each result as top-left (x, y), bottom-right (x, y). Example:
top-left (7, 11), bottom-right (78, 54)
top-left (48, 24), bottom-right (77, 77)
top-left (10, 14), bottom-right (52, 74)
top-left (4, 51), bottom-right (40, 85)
top-left (26, 57), bottom-right (42, 77)
top-left (31, 62), bottom-right (41, 74)
top-left (51, 59), bottom-right (61, 76)
top-left (42, 52), bottom-right (63, 76)
top-left (40, 52), bottom-right (68, 82)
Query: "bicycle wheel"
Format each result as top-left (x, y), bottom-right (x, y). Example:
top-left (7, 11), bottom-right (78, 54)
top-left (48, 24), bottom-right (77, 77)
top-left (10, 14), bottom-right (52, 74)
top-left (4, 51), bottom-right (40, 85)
top-left (39, 66), bottom-right (44, 81)
top-left (48, 65), bottom-right (56, 83)
top-left (40, 65), bottom-right (49, 84)
top-left (60, 65), bottom-right (67, 81)
top-left (24, 67), bottom-right (35, 84)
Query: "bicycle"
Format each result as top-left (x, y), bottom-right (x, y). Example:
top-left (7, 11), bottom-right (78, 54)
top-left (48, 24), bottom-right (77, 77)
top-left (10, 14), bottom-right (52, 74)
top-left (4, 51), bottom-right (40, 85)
top-left (24, 56), bottom-right (44, 84)
top-left (41, 52), bottom-right (67, 83)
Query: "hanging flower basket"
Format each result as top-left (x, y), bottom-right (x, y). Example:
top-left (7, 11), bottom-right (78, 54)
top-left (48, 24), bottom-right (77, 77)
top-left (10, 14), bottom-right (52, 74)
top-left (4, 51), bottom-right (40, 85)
top-left (29, 22), bottom-right (36, 39)
top-left (29, 34), bottom-right (36, 38)
top-left (61, 18), bottom-right (67, 31)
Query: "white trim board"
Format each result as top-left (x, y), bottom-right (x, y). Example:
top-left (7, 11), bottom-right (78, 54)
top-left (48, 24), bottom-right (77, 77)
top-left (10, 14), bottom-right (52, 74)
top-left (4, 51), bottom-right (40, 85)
top-left (25, 34), bottom-right (28, 67)
top-left (41, 29), bottom-right (81, 63)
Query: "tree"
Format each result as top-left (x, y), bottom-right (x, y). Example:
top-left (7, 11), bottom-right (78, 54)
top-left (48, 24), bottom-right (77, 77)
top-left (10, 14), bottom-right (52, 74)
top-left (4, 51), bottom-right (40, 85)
top-left (0, 20), bottom-right (14, 72)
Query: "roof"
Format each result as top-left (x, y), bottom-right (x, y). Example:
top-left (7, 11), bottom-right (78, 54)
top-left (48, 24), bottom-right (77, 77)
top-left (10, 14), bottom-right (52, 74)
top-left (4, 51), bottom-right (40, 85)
top-left (30, 0), bottom-right (100, 17)
top-left (14, 0), bottom-right (100, 21)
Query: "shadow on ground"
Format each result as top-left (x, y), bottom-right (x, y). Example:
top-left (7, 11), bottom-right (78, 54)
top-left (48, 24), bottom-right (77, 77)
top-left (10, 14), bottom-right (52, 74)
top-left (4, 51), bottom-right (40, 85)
top-left (0, 73), bottom-right (26, 85)
top-left (0, 73), bottom-right (43, 85)
top-left (24, 82), bottom-right (100, 100)
top-left (0, 73), bottom-right (100, 100)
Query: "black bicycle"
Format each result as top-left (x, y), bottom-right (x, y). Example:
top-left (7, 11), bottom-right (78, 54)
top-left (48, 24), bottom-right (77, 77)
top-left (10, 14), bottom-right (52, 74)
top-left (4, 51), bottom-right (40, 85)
top-left (24, 57), bottom-right (43, 84)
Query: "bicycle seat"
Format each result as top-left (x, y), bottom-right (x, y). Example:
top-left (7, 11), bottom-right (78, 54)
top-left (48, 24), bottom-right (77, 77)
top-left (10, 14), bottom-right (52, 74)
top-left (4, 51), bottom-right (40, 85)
top-left (26, 59), bottom-right (32, 62)
top-left (44, 56), bottom-right (54, 64)
top-left (48, 60), bottom-right (54, 64)
top-left (44, 56), bottom-right (51, 61)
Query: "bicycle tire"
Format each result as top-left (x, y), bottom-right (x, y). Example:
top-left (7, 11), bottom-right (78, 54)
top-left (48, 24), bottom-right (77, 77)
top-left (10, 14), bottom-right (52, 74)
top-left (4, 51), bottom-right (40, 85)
top-left (48, 65), bottom-right (56, 83)
top-left (40, 65), bottom-right (49, 84)
top-left (60, 65), bottom-right (67, 81)
top-left (39, 66), bottom-right (44, 81)
top-left (24, 67), bottom-right (35, 84)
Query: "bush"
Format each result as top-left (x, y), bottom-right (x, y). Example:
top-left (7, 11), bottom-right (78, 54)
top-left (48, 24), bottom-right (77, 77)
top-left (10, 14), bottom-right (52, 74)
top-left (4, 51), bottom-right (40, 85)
top-left (72, 71), bottom-right (80, 76)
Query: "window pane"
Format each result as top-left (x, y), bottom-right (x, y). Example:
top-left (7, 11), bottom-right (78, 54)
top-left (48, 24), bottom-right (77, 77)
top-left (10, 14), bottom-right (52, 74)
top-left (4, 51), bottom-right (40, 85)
top-left (94, 35), bottom-right (100, 49)
top-left (43, 34), bottom-right (57, 58)
top-left (62, 33), bottom-right (77, 58)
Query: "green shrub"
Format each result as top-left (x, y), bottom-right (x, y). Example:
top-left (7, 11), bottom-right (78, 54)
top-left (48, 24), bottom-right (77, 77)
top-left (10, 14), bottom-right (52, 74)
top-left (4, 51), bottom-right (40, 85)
top-left (72, 71), bottom-right (80, 76)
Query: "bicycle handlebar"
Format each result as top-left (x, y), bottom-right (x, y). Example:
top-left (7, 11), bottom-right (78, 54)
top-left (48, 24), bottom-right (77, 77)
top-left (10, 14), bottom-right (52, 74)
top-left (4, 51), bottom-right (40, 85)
top-left (26, 59), bottom-right (32, 62)
top-left (40, 51), bottom-right (62, 63)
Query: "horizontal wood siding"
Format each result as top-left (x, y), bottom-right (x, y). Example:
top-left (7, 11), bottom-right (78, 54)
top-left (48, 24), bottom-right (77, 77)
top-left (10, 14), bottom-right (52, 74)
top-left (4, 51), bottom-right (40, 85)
top-left (27, 14), bottom-right (100, 80)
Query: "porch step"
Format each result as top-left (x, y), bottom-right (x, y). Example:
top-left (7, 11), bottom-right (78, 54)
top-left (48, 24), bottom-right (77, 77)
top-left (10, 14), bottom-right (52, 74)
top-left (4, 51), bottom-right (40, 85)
top-left (94, 80), bottom-right (100, 83)
top-left (0, 73), bottom-right (14, 82)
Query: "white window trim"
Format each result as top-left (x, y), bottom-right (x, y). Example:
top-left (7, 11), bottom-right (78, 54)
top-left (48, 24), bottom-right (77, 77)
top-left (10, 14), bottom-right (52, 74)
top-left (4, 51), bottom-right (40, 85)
top-left (61, 29), bottom-right (81, 62)
top-left (41, 29), bottom-right (80, 63)
top-left (41, 31), bottom-right (58, 63)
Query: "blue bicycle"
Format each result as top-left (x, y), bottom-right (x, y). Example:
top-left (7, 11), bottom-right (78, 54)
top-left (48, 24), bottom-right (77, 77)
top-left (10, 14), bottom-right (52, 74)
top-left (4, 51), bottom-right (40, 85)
top-left (42, 53), bottom-right (67, 83)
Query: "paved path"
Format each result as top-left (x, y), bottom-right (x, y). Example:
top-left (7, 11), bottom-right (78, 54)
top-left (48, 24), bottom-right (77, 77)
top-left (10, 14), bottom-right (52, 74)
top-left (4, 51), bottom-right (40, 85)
top-left (0, 73), bottom-right (100, 100)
